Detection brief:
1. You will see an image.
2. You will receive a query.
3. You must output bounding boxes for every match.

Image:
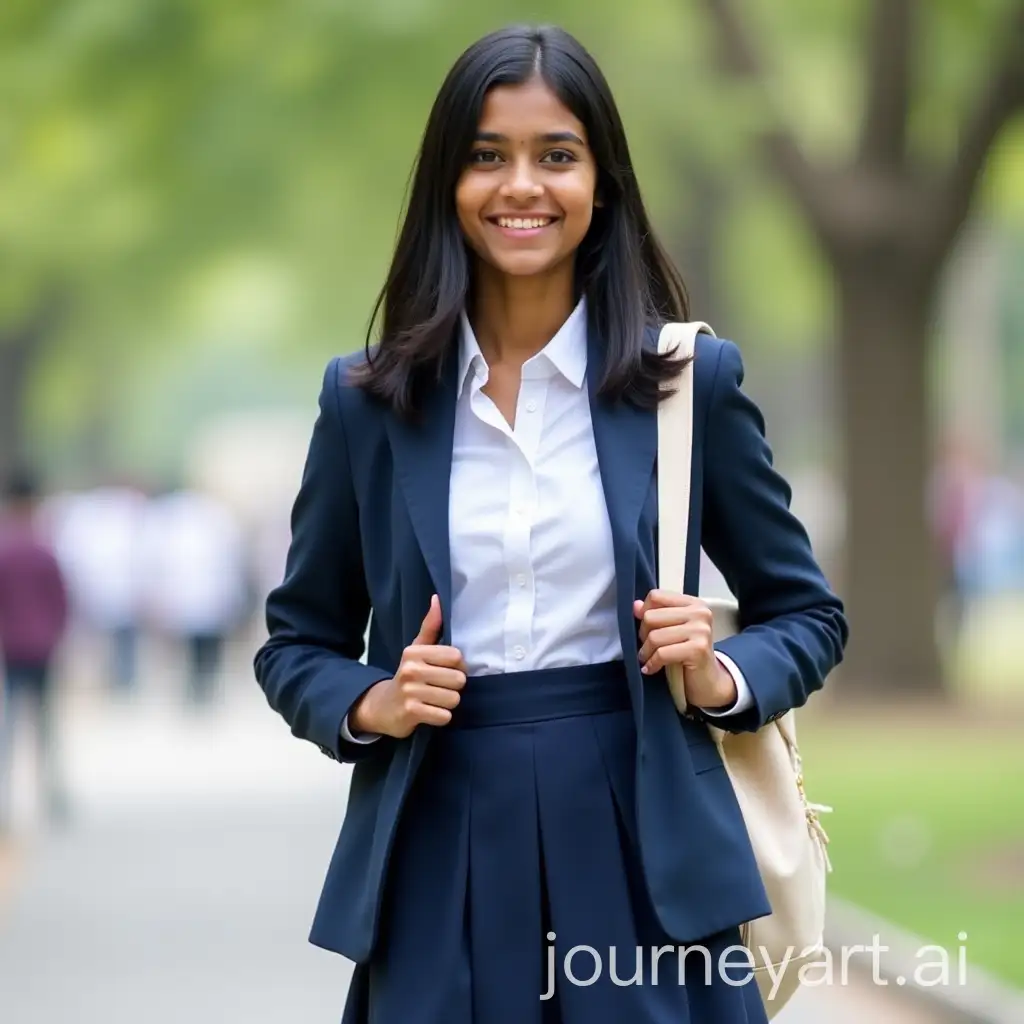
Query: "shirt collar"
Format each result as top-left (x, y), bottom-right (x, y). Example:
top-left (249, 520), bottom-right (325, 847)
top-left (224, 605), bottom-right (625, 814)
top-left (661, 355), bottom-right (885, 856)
top-left (456, 297), bottom-right (588, 398)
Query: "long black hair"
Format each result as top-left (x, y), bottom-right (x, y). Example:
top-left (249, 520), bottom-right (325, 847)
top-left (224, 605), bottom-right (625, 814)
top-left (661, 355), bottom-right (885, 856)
top-left (350, 24), bottom-right (692, 417)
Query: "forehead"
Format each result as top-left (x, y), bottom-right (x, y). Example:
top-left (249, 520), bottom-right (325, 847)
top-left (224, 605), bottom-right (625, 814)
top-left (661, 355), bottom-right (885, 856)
top-left (476, 77), bottom-right (587, 140)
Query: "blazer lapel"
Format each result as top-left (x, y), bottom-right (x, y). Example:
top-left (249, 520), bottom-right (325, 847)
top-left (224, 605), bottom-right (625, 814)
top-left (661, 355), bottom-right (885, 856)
top-left (586, 327), bottom-right (658, 665)
top-left (385, 355), bottom-right (458, 643)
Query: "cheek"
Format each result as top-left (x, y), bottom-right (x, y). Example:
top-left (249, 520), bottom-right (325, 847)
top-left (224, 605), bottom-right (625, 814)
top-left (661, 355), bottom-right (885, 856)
top-left (560, 188), bottom-right (596, 239)
top-left (455, 177), bottom-right (487, 229)
top-left (456, 193), bottom-right (493, 259)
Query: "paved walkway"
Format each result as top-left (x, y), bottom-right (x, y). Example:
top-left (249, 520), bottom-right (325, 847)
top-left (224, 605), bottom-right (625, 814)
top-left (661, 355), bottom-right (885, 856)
top-left (0, 672), bottom-right (940, 1023)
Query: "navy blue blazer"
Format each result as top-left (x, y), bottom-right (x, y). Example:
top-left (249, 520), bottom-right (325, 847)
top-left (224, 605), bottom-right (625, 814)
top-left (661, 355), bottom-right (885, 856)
top-left (254, 326), bottom-right (848, 964)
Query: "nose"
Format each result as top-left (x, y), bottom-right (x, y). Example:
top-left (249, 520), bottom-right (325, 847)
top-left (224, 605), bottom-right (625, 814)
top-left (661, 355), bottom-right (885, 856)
top-left (499, 156), bottom-right (544, 202)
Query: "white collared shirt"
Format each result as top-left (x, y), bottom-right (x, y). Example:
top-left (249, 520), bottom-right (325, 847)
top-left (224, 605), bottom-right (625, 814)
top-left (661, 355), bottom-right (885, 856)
top-left (448, 298), bottom-right (623, 674)
top-left (342, 298), bottom-right (750, 741)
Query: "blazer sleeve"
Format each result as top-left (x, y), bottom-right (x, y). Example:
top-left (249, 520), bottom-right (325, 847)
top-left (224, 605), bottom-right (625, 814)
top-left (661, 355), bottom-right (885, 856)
top-left (254, 357), bottom-right (394, 763)
top-left (699, 339), bottom-right (849, 732)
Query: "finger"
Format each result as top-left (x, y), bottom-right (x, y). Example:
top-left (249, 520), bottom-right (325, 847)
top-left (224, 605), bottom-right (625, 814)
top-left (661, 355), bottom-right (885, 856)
top-left (403, 665), bottom-right (467, 691)
top-left (641, 606), bottom-right (703, 630)
top-left (407, 645), bottom-right (467, 670)
top-left (635, 599), bottom-right (669, 642)
top-left (403, 682), bottom-right (462, 710)
top-left (633, 591), bottom-right (672, 626)
top-left (407, 701), bottom-right (453, 728)
top-left (644, 589), bottom-right (704, 610)
top-left (636, 606), bottom-right (696, 646)
top-left (412, 594), bottom-right (443, 646)
top-left (637, 598), bottom-right (710, 645)
top-left (643, 634), bottom-right (708, 675)
top-left (637, 622), bottom-right (709, 664)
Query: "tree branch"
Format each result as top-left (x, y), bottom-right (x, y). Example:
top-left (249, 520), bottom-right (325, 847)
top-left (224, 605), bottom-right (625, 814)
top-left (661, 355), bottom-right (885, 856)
top-left (859, 0), bottom-right (916, 168)
top-left (931, 3), bottom-right (1024, 255)
top-left (697, 0), bottom-right (833, 235)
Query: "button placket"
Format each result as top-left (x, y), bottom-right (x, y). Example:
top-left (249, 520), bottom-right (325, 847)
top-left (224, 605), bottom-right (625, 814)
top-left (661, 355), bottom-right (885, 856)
top-left (516, 379), bottom-right (546, 463)
top-left (501, 378), bottom-right (546, 670)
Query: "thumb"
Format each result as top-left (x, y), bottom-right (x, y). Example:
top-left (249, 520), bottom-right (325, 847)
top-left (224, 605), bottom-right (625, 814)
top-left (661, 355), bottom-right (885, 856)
top-left (414, 594), bottom-right (443, 645)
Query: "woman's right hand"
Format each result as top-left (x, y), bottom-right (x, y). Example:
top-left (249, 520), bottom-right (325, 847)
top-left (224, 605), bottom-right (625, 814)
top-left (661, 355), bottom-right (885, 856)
top-left (348, 594), bottom-right (468, 738)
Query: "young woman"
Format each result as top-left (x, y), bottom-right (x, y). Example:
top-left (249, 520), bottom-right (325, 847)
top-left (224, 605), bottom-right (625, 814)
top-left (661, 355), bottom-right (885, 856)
top-left (255, 23), bottom-right (847, 1024)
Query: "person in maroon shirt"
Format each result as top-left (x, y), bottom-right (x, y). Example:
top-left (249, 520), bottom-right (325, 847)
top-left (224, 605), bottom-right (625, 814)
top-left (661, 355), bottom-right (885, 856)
top-left (0, 466), bottom-right (70, 831)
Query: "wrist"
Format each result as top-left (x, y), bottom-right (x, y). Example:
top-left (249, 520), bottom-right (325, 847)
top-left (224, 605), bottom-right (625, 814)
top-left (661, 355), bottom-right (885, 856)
top-left (702, 663), bottom-right (738, 709)
top-left (349, 679), bottom-right (387, 735)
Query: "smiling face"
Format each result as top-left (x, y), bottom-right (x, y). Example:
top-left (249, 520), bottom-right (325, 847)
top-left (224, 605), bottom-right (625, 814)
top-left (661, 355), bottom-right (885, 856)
top-left (455, 77), bottom-right (600, 283)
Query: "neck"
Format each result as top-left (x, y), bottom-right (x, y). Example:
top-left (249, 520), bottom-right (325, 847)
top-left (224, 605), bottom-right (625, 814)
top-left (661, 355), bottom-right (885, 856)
top-left (468, 263), bottom-right (577, 368)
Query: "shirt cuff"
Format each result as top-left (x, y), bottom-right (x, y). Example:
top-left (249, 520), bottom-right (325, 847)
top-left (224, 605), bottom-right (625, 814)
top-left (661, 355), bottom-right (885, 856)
top-left (340, 714), bottom-right (381, 745)
top-left (699, 652), bottom-right (755, 717)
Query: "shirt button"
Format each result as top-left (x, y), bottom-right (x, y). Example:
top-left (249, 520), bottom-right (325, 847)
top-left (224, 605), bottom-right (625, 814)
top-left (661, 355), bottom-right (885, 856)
top-left (516, 574), bottom-right (527, 587)
top-left (514, 646), bottom-right (526, 660)
top-left (525, 400), bottom-right (538, 413)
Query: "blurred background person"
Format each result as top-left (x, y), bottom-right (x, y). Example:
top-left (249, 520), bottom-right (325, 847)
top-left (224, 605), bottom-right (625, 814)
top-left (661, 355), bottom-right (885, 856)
top-left (931, 436), bottom-right (987, 638)
top-left (50, 482), bottom-right (149, 697)
top-left (956, 469), bottom-right (1024, 600)
top-left (140, 484), bottom-right (248, 707)
top-left (0, 466), bottom-right (70, 833)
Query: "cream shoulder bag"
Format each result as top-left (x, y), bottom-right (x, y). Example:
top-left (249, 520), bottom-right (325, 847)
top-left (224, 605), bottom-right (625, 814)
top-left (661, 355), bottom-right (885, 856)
top-left (656, 322), bottom-right (833, 1017)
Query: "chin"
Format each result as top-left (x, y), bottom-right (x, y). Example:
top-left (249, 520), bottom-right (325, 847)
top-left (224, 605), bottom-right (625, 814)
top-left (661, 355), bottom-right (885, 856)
top-left (488, 252), bottom-right (562, 278)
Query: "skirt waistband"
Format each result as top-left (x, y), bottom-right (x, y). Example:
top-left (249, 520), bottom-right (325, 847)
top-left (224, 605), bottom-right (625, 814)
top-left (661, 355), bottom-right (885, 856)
top-left (449, 660), bottom-right (631, 730)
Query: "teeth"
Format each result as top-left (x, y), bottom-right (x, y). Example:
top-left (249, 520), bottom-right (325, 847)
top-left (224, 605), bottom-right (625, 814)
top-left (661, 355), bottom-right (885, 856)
top-left (497, 217), bottom-right (553, 229)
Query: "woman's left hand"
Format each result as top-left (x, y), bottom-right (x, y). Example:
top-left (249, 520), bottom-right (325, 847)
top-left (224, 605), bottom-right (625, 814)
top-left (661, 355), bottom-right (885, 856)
top-left (633, 590), bottom-right (738, 708)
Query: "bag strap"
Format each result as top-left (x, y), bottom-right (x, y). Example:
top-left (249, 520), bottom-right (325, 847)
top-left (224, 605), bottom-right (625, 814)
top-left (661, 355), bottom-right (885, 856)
top-left (656, 321), bottom-right (716, 598)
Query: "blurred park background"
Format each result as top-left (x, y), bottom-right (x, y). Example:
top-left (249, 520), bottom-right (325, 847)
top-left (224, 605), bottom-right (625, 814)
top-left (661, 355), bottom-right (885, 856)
top-left (1, 1), bottom-right (1023, 1022)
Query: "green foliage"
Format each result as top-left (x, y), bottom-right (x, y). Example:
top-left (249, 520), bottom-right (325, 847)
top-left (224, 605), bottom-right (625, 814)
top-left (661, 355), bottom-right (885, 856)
top-left (2, 0), bottom-right (1022, 478)
top-left (717, 183), bottom-right (833, 353)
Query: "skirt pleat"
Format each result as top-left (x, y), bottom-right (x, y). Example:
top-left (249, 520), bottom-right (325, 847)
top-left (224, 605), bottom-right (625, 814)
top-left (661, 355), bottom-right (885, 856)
top-left (363, 729), bottom-right (475, 1023)
top-left (342, 661), bottom-right (769, 1024)
top-left (468, 725), bottom-right (545, 1024)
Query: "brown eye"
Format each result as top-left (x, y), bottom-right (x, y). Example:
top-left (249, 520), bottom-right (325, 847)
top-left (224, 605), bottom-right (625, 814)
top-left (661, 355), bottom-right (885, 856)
top-left (470, 149), bottom-right (502, 165)
top-left (541, 150), bottom-right (577, 164)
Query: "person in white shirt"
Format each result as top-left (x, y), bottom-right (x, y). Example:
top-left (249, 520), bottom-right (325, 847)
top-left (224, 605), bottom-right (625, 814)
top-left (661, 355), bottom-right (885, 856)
top-left (142, 488), bottom-right (247, 705)
top-left (255, 24), bottom-right (847, 1024)
top-left (50, 484), bottom-right (147, 693)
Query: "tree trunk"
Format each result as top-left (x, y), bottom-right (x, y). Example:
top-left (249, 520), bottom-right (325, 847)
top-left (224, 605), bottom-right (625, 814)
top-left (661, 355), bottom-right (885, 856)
top-left (672, 163), bottom-right (729, 325)
top-left (0, 331), bottom-right (34, 482)
top-left (836, 261), bottom-right (945, 695)
top-left (0, 292), bottom-right (68, 481)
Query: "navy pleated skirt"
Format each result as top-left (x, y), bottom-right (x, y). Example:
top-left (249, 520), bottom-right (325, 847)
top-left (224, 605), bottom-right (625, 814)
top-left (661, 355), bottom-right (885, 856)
top-left (341, 661), bottom-right (768, 1024)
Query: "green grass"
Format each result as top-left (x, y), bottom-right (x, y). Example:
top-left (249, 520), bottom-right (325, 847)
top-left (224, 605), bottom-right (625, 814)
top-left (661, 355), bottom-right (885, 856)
top-left (796, 714), bottom-right (1024, 989)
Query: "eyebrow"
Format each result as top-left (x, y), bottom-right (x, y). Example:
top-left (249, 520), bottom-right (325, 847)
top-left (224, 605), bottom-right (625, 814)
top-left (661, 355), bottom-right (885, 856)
top-left (474, 131), bottom-right (585, 145)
